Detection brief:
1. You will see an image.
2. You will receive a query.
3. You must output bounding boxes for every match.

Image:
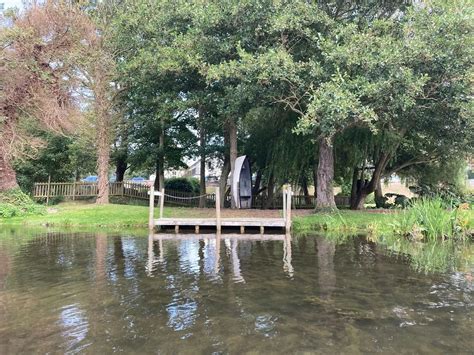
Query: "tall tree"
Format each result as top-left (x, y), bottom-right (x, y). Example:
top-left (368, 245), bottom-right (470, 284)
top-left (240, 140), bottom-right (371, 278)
top-left (0, 2), bottom-right (96, 191)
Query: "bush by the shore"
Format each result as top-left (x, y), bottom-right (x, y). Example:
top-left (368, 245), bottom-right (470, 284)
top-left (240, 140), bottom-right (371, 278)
top-left (0, 188), bottom-right (46, 218)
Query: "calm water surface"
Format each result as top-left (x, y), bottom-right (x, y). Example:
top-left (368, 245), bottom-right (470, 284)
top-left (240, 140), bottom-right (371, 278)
top-left (0, 230), bottom-right (472, 354)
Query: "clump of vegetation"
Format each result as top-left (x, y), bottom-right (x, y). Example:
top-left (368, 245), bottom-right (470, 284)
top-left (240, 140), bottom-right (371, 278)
top-left (0, 189), bottom-right (46, 218)
top-left (165, 178), bottom-right (200, 193)
top-left (390, 198), bottom-right (471, 242)
top-left (293, 210), bottom-right (393, 237)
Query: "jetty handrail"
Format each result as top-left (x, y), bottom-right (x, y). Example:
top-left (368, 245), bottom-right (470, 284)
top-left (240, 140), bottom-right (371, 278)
top-left (33, 181), bottom-right (349, 209)
top-left (150, 184), bottom-right (293, 232)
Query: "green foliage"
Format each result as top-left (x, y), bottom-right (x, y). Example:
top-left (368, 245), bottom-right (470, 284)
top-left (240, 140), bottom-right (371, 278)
top-left (165, 177), bottom-right (200, 193)
top-left (391, 198), bottom-right (470, 242)
top-left (365, 193), bottom-right (375, 205)
top-left (406, 159), bottom-right (470, 206)
top-left (410, 184), bottom-right (468, 206)
top-left (6, 0), bottom-right (472, 214)
top-left (14, 133), bottom-right (97, 192)
top-left (0, 188), bottom-right (46, 218)
top-left (335, 177), bottom-right (352, 196)
top-left (48, 195), bottom-right (65, 206)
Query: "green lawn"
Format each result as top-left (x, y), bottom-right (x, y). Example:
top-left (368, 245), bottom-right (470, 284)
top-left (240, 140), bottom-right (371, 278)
top-left (0, 202), bottom-right (202, 229)
top-left (2, 202), bottom-right (472, 236)
top-left (293, 210), bottom-right (397, 235)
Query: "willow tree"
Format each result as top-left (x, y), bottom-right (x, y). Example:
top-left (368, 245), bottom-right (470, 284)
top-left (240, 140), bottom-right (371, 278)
top-left (327, 1), bottom-right (474, 209)
top-left (0, 3), bottom-right (97, 192)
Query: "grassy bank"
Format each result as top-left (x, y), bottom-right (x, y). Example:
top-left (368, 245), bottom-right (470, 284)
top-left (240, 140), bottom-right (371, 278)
top-left (294, 201), bottom-right (474, 239)
top-left (2, 200), bottom-right (472, 273)
top-left (293, 210), bottom-right (396, 235)
top-left (2, 200), bottom-right (473, 236)
top-left (1, 202), bottom-right (181, 229)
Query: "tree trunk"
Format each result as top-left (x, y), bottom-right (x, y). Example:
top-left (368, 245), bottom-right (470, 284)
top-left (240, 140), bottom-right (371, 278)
top-left (350, 153), bottom-right (390, 210)
top-left (94, 63), bottom-right (113, 205)
top-left (219, 155), bottom-right (230, 208)
top-left (301, 175), bottom-right (311, 205)
top-left (113, 125), bottom-right (129, 183)
top-left (313, 146), bottom-right (318, 198)
top-left (349, 167), bottom-right (359, 208)
top-left (154, 159), bottom-right (163, 190)
top-left (199, 124), bottom-right (206, 208)
top-left (316, 137), bottom-right (336, 210)
top-left (154, 124), bottom-right (165, 190)
top-left (264, 173), bottom-right (275, 209)
top-left (0, 123), bottom-right (19, 191)
top-left (252, 168), bottom-right (262, 196)
top-left (351, 190), bottom-right (368, 210)
top-left (0, 153), bottom-right (18, 192)
top-left (115, 154), bottom-right (127, 182)
top-left (229, 118), bottom-right (238, 208)
top-left (374, 178), bottom-right (384, 208)
top-left (96, 115), bottom-right (110, 204)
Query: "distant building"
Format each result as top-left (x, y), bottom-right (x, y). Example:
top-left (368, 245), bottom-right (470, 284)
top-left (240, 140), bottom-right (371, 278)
top-left (163, 157), bottom-right (223, 184)
top-left (183, 157), bottom-right (223, 183)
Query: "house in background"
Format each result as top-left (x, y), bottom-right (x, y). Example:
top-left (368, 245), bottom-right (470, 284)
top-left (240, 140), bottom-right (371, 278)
top-left (164, 157), bottom-right (223, 186)
top-left (182, 157), bottom-right (223, 185)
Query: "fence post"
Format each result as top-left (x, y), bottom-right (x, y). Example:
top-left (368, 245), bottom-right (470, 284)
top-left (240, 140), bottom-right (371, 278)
top-left (159, 188), bottom-right (165, 219)
top-left (285, 185), bottom-right (292, 233)
top-left (149, 183), bottom-right (155, 229)
top-left (72, 181), bottom-right (76, 201)
top-left (215, 187), bottom-right (221, 232)
top-left (46, 175), bottom-right (51, 205)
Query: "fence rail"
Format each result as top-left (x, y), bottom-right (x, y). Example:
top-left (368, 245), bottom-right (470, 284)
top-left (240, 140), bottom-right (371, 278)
top-left (33, 181), bottom-right (350, 208)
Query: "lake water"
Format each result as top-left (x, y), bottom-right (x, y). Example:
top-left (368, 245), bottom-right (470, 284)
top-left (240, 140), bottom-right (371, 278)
top-left (0, 230), bottom-right (472, 354)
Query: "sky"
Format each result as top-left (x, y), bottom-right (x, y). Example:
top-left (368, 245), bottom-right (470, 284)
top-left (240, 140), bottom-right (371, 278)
top-left (2, 0), bottom-right (24, 10)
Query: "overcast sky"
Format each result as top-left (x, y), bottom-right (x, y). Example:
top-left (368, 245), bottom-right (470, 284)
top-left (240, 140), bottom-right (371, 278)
top-left (3, 0), bottom-right (24, 10)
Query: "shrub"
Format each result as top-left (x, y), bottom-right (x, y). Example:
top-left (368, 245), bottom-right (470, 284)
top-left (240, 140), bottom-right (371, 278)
top-left (0, 188), bottom-right (46, 218)
top-left (165, 177), bottom-right (200, 193)
top-left (409, 183), bottom-right (468, 207)
top-left (49, 195), bottom-right (65, 205)
top-left (365, 193), bottom-right (375, 205)
top-left (391, 197), bottom-right (469, 241)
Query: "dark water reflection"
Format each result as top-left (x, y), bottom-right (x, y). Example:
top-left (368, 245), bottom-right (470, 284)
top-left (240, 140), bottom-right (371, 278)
top-left (0, 231), bottom-right (472, 354)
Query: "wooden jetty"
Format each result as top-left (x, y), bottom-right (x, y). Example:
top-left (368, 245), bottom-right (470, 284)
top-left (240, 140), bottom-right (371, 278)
top-left (150, 233), bottom-right (287, 241)
top-left (149, 186), bottom-right (293, 233)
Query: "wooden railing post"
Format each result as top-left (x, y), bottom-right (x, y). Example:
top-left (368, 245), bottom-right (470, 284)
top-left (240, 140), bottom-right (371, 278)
top-left (285, 185), bottom-right (292, 233)
top-left (149, 183), bottom-right (155, 229)
top-left (283, 185), bottom-right (287, 221)
top-left (159, 188), bottom-right (165, 219)
top-left (46, 175), bottom-right (51, 205)
top-left (72, 181), bottom-right (76, 201)
top-left (215, 187), bottom-right (221, 232)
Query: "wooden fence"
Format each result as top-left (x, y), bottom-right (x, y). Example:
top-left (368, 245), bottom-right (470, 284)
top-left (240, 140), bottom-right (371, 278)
top-left (32, 181), bottom-right (350, 208)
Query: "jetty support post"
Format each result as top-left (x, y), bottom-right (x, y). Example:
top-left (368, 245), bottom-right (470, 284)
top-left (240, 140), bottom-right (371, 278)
top-left (159, 188), bottom-right (165, 219)
top-left (215, 187), bottom-right (221, 232)
top-left (283, 185), bottom-right (287, 222)
top-left (285, 185), bottom-right (292, 233)
top-left (148, 183), bottom-right (155, 229)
